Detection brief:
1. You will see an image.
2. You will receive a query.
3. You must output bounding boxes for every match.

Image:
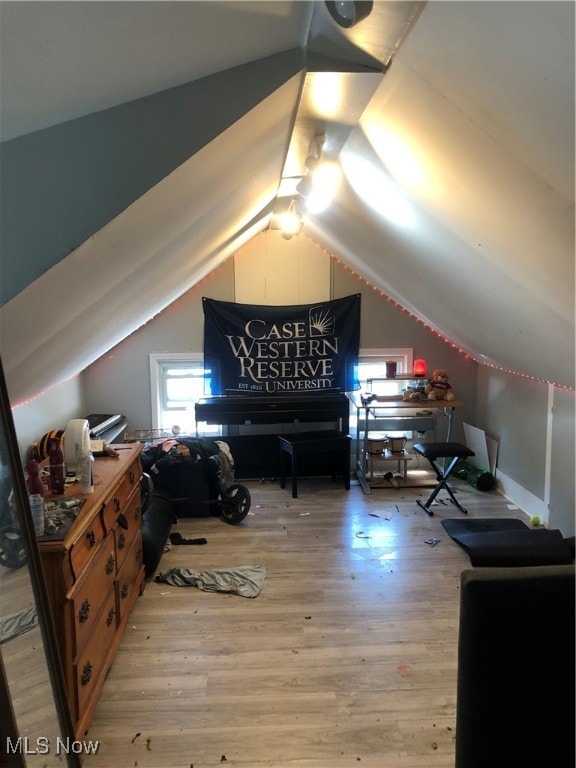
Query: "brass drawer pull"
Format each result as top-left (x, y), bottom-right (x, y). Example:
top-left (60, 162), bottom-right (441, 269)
top-left (78, 599), bottom-right (90, 623)
top-left (114, 497), bottom-right (121, 512)
top-left (129, 471), bottom-right (135, 484)
top-left (118, 533), bottom-right (126, 550)
top-left (80, 662), bottom-right (92, 686)
top-left (105, 554), bottom-right (115, 575)
top-left (106, 608), bottom-right (116, 626)
top-left (86, 530), bottom-right (96, 547)
top-left (121, 582), bottom-right (129, 600)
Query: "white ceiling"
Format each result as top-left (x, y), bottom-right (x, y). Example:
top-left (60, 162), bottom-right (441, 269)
top-left (0, 1), bottom-right (310, 140)
top-left (0, 0), bottom-right (574, 402)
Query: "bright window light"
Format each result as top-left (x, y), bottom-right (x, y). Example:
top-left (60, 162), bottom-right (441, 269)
top-left (149, 353), bottom-right (219, 436)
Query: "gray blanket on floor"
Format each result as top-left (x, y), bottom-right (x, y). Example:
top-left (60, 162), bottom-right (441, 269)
top-left (154, 565), bottom-right (266, 597)
top-left (0, 605), bottom-right (38, 645)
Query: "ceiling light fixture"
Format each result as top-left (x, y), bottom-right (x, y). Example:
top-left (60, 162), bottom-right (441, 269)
top-left (295, 133), bottom-right (341, 213)
top-left (296, 175), bottom-right (314, 198)
top-left (304, 161), bottom-right (341, 213)
top-left (276, 134), bottom-right (339, 235)
top-left (279, 198), bottom-right (304, 240)
top-left (325, 1), bottom-right (373, 29)
top-left (304, 155), bottom-right (320, 172)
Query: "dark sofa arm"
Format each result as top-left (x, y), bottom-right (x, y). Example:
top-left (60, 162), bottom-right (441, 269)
top-left (455, 564), bottom-right (575, 768)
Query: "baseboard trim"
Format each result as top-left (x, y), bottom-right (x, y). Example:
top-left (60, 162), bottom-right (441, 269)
top-left (495, 470), bottom-right (548, 524)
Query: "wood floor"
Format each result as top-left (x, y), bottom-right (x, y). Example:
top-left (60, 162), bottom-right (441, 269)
top-left (81, 476), bottom-right (527, 768)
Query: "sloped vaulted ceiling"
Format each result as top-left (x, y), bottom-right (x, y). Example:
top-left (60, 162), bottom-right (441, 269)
top-left (0, 1), bottom-right (574, 405)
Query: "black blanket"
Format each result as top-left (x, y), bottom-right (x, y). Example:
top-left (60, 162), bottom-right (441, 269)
top-left (441, 517), bottom-right (574, 566)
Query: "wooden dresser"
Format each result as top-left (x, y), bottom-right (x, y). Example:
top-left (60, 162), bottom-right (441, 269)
top-left (38, 443), bottom-right (145, 738)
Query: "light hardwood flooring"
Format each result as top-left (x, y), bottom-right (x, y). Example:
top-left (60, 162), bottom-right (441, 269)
top-left (0, 549), bottom-right (70, 765)
top-left (81, 476), bottom-right (527, 768)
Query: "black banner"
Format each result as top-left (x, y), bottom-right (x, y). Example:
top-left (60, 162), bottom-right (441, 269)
top-left (202, 295), bottom-right (361, 396)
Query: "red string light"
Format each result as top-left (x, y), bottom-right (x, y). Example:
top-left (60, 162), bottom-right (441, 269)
top-left (13, 233), bottom-right (574, 406)
top-left (12, 373), bottom-right (81, 410)
top-left (303, 234), bottom-right (575, 391)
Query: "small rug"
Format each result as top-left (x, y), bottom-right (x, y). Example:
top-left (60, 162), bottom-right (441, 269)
top-left (441, 518), bottom-right (574, 567)
top-left (155, 565), bottom-right (266, 597)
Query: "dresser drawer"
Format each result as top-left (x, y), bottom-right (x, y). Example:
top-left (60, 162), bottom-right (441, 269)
top-left (116, 531), bottom-right (144, 623)
top-left (69, 516), bottom-right (106, 583)
top-left (101, 461), bottom-right (141, 535)
top-left (70, 531), bottom-right (117, 653)
top-left (38, 443), bottom-right (144, 739)
top-left (114, 492), bottom-right (141, 573)
top-left (74, 586), bottom-right (117, 718)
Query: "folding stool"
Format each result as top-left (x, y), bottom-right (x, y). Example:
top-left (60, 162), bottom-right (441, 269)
top-left (413, 442), bottom-right (475, 516)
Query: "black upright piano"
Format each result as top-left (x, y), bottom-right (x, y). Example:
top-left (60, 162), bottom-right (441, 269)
top-left (195, 394), bottom-right (349, 433)
top-left (195, 394), bottom-right (350, 478)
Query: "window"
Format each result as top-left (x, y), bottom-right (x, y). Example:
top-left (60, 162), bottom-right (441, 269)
top-left (150, 349), bottom-right (414, 437)
top-left (356, 348), bottom-right (413, 396)
top-left (349, 348), bottom-right (414, 430)
top-left (149, 353), bottom-right (218, 436)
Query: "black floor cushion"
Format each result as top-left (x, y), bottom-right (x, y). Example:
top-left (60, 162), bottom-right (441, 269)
top-left (441, 518), bottom-right (574, 566)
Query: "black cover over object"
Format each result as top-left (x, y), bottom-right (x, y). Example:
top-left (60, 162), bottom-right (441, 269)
top-left (456, 565), bottom-right (575, 768)
top-left (441, 518), bottom-right (574, 566)
top-left (141, 438), bottom-right (220, 517)
top-left (141, 490), bottom-right (175, 578)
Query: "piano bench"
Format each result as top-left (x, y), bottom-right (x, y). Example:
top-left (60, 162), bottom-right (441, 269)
top-left (279, 432), bottom-right (351, 499)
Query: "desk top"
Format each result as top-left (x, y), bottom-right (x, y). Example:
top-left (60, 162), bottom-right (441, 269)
top-left (349, 394), bottom-right (463, 411)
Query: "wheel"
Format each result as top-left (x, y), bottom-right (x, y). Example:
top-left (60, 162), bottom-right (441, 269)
top-left (220, 484), bottom-right (251, 525)
top-left (0, 532), bottom-right (27, 569)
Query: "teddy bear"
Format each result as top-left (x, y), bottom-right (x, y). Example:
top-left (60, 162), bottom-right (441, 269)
top-left (402, 388), bottom-right (427, 402)
top-left (426, 369), bottom-right (455, 401)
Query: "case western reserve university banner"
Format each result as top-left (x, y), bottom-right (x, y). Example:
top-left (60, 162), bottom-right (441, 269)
top-left (202, 294), bottom-right (361, 396)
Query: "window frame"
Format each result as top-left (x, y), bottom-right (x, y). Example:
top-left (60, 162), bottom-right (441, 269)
top-left (149, 352), bottom-right (215, 434)
top-left (349, 348), bottom-right (414, 430)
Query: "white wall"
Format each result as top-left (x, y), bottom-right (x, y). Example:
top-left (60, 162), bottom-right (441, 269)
top-left (476, 367), bottom-right (575, 535)
top-left (235, 234), bottom-right (330, 305)
top-left (11, 376), bottom-right (84, 461)
top-left (82, 231), bottom-right (478, 438)
top-left (13, 230), bottom-right (572, 538)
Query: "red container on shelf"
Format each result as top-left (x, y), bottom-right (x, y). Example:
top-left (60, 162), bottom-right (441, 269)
top-left (413, 359), bottom-right (427, 376)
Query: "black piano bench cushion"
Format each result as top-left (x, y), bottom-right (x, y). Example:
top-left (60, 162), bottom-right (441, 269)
top-left (413, 442), bottom-right (475, 461)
